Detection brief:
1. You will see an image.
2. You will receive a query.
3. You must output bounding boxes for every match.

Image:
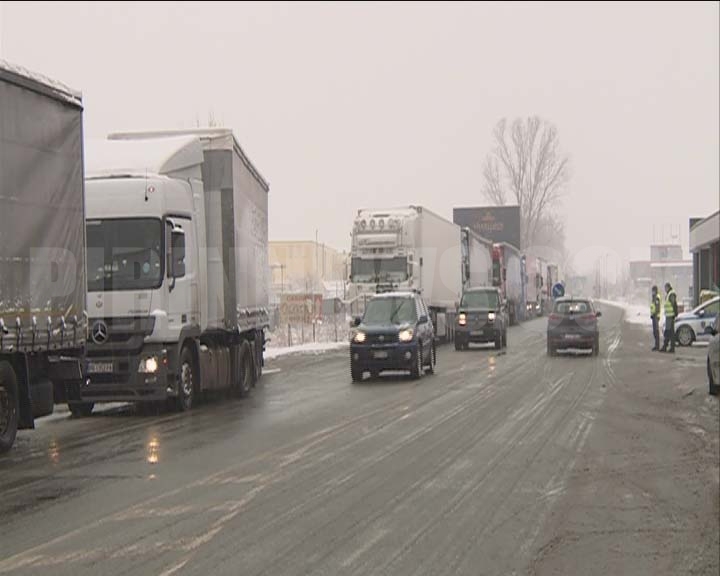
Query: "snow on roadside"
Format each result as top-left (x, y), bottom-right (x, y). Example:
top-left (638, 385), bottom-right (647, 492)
top-left (35, 402), bottom-right (131, 426)
top-left (597, 299), bottom-right (652, 326)
top-left (264, 341), bottom-right (349, 360)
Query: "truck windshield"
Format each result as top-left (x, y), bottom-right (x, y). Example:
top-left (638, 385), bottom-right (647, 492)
top-left (86, 218), bottom-right (163, 292)
top-left (461, 290), bottom-right (499, 309)
top-left (351, 257), bottom-right (407, 283)
top-left (363, 297), bottom-right (417, 325)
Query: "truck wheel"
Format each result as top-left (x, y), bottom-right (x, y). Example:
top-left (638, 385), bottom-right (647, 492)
top-left (454, 339), bottom-right (463, 352)
top-left (709, 359), bottom-right (719, 396)
top-left (494, 332), bottom-right (502, 350)
top-left (31, 379), bottom-right (54, 419)
top-left (254, 337), bottom-right (263, 382)
top-left (502, 330), bottom-right (508, 348)
top-left (593, 335), bottom-right (600, 357)
top-left (176, 346), bottom-right (197, 411)
top-left (238, 342), bottom-right (255, 397)
top-left (547, 342), bottom-right (555, 357)
top-left (676, 325), bottom-right (694, 347)
top-left (411, 344), bottom-right (423, 380)
top-left (0, 362), bottom-right (19, 454)
top-left (425, 342), bottom-right (436, 375)
top-left (69, 402), bottom-right (94, 418)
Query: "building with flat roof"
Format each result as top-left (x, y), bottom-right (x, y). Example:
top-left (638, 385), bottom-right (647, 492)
top-left (690, 212), bottom-right (720, 305)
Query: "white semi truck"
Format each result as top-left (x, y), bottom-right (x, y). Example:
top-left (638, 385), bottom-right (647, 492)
top-left (64, 129), bottom-right (270, 414)
top-left (0, 61), bottom-right (87, 452)
top-left (349, 206), bottom-right (492, 340)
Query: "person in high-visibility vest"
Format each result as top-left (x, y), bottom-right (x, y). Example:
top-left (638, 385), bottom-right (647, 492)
top-left (650, 285), bottom-right (661, 351)
top-left (660, 282), bottom-right (678, 353)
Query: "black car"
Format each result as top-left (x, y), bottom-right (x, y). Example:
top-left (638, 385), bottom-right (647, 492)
top-left (350, 292), bottom-right (436, 382)
top-left (454, 287), bottom-right (507, 350)
top-left (547, 297), bottom-right (601, 356)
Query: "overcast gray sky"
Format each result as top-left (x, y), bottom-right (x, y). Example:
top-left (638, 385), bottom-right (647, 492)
top-left (1, 1), bottom-right (717, 272)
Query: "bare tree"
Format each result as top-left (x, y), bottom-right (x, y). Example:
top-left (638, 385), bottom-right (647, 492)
top-left (482, 117), bottom-right (569, 249)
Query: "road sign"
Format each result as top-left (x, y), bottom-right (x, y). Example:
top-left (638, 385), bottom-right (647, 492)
top-left (552, 282), bottom-right (565, 299)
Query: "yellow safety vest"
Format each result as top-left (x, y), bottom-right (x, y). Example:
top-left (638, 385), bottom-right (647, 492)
top-left (650, 294), bottom-right (660, 316)
top-left (664, 289), bottom-right (676, 318)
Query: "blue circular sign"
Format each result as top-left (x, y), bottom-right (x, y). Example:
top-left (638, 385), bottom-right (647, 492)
top-left (552, 283), bottom-right (565, 299)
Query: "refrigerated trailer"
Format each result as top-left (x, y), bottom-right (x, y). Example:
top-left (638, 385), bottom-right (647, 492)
top-left (461, 227), bottom-right (493, 291)
top-left (60, 129), bottom-right (270, 414)
top-left (349, 206), bottom-right (472, 340)
top-left (0, 61), bottom-right (87, 452)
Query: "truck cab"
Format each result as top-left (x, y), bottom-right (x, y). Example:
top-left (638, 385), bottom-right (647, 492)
top-left (80, 137), bottom-right (205, 413)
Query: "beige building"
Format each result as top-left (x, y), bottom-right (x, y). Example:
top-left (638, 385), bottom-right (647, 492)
top-left (269, 241), bottom-right (348, 294)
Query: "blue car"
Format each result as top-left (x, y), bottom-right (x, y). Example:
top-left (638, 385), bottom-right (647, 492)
top-left (675, 296), bottom-right (720, 347)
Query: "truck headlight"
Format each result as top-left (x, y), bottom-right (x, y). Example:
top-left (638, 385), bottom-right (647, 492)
top-left (398, 329), bottom-right (414, 342)
top-left (139, 356), bottom-right (159, 373)
top-left (488, 312), bottom-right (496, 322)
top-left (353, 331), bottom-right (367, 343)
top-left (458, 313), bottom-right (467, 326)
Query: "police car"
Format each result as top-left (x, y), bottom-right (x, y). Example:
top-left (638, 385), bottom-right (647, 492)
top-left (674, 295), bottom-right (720, 347)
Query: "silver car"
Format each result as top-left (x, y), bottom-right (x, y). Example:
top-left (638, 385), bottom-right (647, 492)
top-left (708, 315), bottom-right (719, 396)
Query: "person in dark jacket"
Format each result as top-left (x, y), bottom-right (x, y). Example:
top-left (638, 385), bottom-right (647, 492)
top-left (660, 282), bottom-right (678, 353)
top-left (650, 285), bottom-right (661, 351)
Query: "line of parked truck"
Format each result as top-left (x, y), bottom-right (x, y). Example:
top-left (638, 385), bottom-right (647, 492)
top-left (0, 61), bottom-right (564, 453)
top-left (347, 205), bottom-right (563, 342)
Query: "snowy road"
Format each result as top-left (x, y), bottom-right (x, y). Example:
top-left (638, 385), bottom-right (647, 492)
top-left (1, 303), bottom-right (717, 575)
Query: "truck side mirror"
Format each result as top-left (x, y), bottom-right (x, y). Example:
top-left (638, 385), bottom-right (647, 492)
top-left (170, 229), bottom-right (186, 279)
top-left (352, 315), bottom-right (362, 327)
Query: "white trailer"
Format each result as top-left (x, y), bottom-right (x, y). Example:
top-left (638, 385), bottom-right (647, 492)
top-left (349, 206), bottom-right (464, 339)
top-left (58, 129), bottom-right (269, 414)
top-left (462, 227), bottom-right (493, 290)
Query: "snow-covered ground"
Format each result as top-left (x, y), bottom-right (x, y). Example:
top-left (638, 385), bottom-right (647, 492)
top-left (264, 341), bottom-right (349, 360)
top-left (35, 402), bottom-right (130, 425)
top-left (598, 299), bottom-right (709, 347)
top-left (597, 299), bottom-right (652, 326)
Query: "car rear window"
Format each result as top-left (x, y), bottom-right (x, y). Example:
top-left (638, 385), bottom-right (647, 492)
top-left (554, 300), bottom-right (592, 315)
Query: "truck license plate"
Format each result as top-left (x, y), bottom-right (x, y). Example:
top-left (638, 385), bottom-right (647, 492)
top-left (564, 334), bottom-right (581, 340)
top-left (373, 351), bottom-right (389, 359)
top-left (87, 362), bottom-right (113, 374)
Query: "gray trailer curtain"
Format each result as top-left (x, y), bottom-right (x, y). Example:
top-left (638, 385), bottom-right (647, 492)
top-left (0, 75), bottom-right (86, 351)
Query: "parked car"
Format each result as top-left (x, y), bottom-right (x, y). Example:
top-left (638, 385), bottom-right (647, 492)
top-left (454, 287), bottom-right (508, 350)
top-left (350, 291), bottom-right (436, 382)
top-left (707, 315), bottom-right (719, 396)
top-left (547, 297), bottom-right (601, 356)
top-left (675, 296), bottom-right (720, 347)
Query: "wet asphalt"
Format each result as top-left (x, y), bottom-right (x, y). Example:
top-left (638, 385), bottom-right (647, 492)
top-left (1, 303), bottom-right (717, 576)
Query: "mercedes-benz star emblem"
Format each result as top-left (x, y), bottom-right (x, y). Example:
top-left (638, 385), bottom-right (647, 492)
top-left (91, 320), bottom-right (109, 345)
top-left (379, 335), bottom-right (385, 342)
